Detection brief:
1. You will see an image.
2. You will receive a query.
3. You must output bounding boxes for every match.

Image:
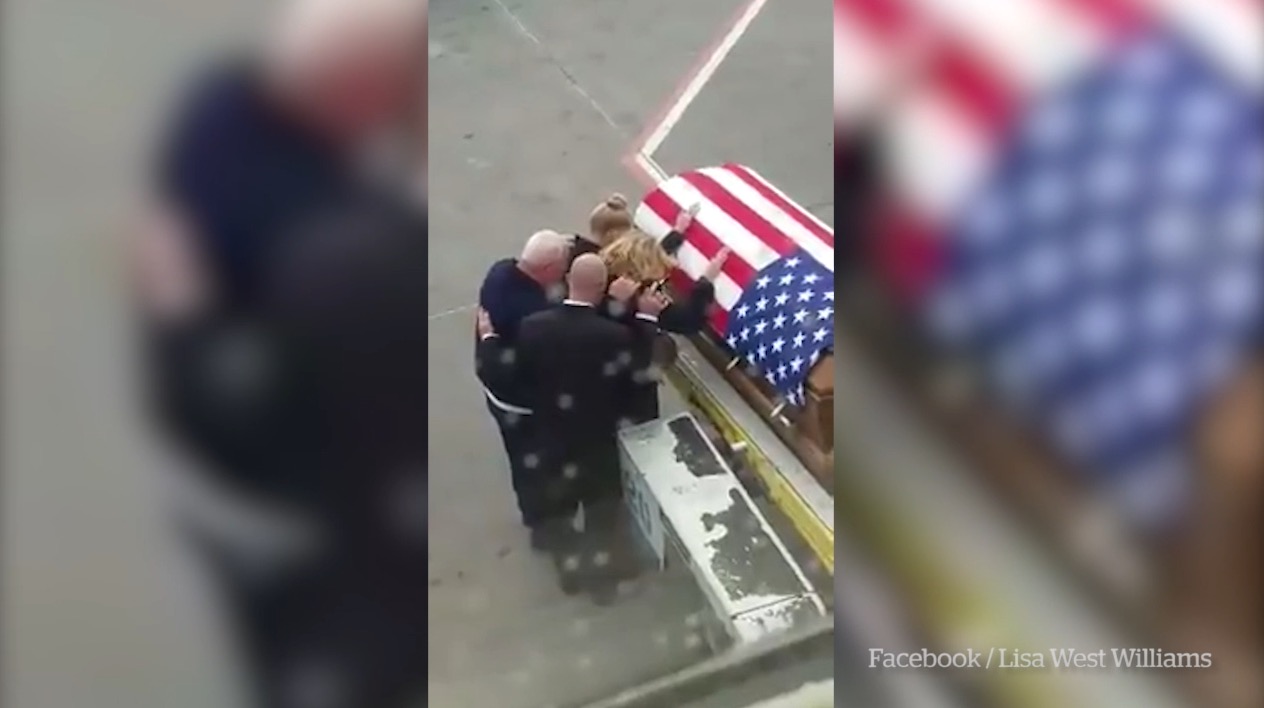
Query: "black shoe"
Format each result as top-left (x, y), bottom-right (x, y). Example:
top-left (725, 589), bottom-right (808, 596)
top-left (590, 583), bottom-right (617, 607)
top-left (529, 526), bottom-right (550, 552)
top-left (559, 573), bottom-right (582, 596)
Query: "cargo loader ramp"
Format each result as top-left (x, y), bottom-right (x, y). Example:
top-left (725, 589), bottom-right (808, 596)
top-left (618, 413), bottom-right (826, 648)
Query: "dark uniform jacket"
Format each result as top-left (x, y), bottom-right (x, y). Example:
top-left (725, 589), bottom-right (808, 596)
top-left (474, 258), bottom-right (553, 414)
top-left (147, 58), bottom-right (366, 507)
top-left (479, 302), bottom-right (651, 489)
top-left (835, 125), bottom-right (882, 273)
top-left (567, 229), bottom-right (717, 423)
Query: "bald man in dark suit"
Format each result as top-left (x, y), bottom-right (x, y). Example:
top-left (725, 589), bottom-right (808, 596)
top-left (478, 254), bottom-right (663, 603)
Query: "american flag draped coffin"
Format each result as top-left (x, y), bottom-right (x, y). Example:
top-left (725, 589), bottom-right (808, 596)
top-left (835, 0), bottom-right (1264, 674)
top-left (837, 0), bottom-right (1263, 529)
top-left (633, 164), bottom-right (836, 460)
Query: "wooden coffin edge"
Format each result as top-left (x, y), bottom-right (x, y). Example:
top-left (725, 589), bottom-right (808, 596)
top-left (841, 291), bottom-right (1162, 609)
top-left (838, 280), bottom-right (1262, 707)
top-left (665, 337), bottom-right (834, 574)
top-left (684, 331), bottom-right (834, 493)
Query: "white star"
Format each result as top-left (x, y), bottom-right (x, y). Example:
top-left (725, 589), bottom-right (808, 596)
top-left (1027, 100), bottom-right (1077, 152)
top-left (797, 289), bottom-right (814, 302)
top-left (1223, 200), bottom-right (1263, 253)
top-left (1023, 169), bottom-right (1073, 222)
top-left (771, 338), bottom-right (786, 353)
top-left (1141, 281), bottom-right (1189, 340)
top-left (1147, 206), bottom-right (1199, 265)
top-left (726, 335), bottom-right (738, 348)
top-left (1179, 88), bottom-right (1230, 137)
top-left (1021, 244), bottom-right (1068, 301)
top-left (1133, 358), bottom-right (1183, 421)
top-left (1086, 152), bottom-right (1136, 204)
top-left (823, 291), bottom-right (834, 302)
top-left (739, 327), bottom-right (751, 341)
top-left (1159, 144), bottom-right (1213, 196)
top-left (803, 273), bottom-right (821, 285)
top-left (812, 327), bottom-right (829, 343)
top-left (793, 310), bottom-right (809, 324)
top-left (789, 356), bottom-right (804, 372)
top-left (753, 319), bottom-right (768, 335)
top-left (1074, 297), bottom-right (1124, 358)
top-left (1080, 221), bottom-right (1128, 280)
top-left (779, 274), bottom-right (795, 286)
top-left (774, 292), bottom-right (790, 306)
top-left (792, 333), bottom-right (806, 348)
top-left (817, 306), bottom-right (834, 321)
top-left (786, 257), bottom-right (801, 267)
top-left (964, 195), bottom-right (1010, 246)
top-left (772, 313), bottom-right (787, 329)
top-left (1208, 265), bottom-right (1259, 326)
top-left (756, 275), bottom-right (772, 289)
top-left (756, 345), bottom-right (768, 360)
top-left (776, 364), bottom-right (788, 380)
top-left (755, 297), bottom-right (769, 312)
top-left (735, 304), bottom-right (750, 319)
top-left (1100, 90), bottom-right (1151, 143)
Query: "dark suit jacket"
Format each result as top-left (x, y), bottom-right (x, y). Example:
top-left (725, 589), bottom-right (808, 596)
top-left (835, 125), bottom-right (882, 272)
top-left (514, 303), bottom-right (640, 443)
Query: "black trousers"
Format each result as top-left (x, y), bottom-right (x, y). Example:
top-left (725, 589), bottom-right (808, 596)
top-left (547, 440), bottom-right (638, 589)
top-left (485, 400), bottom-right (554, 528)
top-left (188, 527), bottom-right (427, 708)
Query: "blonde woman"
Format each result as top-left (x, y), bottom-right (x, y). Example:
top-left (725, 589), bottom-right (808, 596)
top-left (597, 229), bottom-right (729, 423)
top-left (571, 193), bottom-right (634, 259)
top-left (599, 228), bottom-right (729, 334)
top-left (569, 192), bottom-right (696, 264)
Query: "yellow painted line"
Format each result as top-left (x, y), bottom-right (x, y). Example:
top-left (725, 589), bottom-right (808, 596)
top-left (665, 364), bottom-right (834, 575)
top-left (834, 451), bottom-right (1068, 708)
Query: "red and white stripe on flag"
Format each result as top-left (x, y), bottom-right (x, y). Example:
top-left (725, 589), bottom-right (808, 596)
top-left (633, 164), bottom-right (835, 335)
top-left (835, 0), bottom-right (1264, 297)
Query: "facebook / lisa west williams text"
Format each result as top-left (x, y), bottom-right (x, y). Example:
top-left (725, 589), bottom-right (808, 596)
top-left (868, 648), bottom-right (1215, 670)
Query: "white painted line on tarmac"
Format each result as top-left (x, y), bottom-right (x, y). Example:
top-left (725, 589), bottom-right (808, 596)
top-left (638, 0), bottom-right (771, 160)
top-left (428, 303), bottom-right (476, 321)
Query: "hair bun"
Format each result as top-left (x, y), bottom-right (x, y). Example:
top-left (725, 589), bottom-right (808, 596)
top-left (605, 193), bottom-right (628, 209)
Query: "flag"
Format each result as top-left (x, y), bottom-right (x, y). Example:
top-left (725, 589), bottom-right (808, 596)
top-left (837, 0), bottom-right (1264, 525)
top-left (633, 164), bottom-right (836, 406)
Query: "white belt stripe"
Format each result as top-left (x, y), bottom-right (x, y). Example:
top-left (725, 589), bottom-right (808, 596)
top-left (483, 387), bottom-right (532, 415)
